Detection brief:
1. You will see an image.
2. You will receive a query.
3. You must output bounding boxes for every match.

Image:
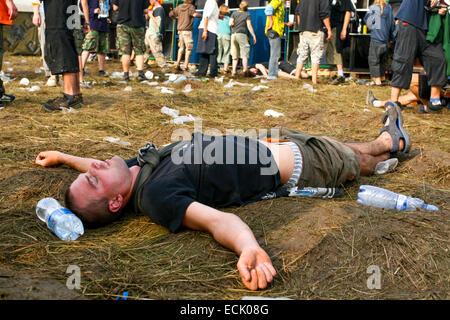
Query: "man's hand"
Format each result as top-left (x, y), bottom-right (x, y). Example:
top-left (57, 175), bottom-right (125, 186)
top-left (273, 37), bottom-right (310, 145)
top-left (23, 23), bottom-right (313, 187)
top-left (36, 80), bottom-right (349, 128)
top-left (340, 28), bottom-right (347, 40)
top-left (35, 151), bottom-right (63, 167)
top-left (326, 29), bottom-right (333, 41)
top-left (6, 0), bottom-right (18, 20)
top-left (285, 21), bottom-right (294, 27)
top-left (32, 11), bottom-right (41, 27)
top-left (431, 0), bottom-right (439, 7)
top-left (237, 246), bottom-right (277, 290)
top-left (94, 8), bottom-right (100, 14)
top-left (438, 6), bottom-right (448, 15)
top-left (202, 30), bottom-right (208, 40)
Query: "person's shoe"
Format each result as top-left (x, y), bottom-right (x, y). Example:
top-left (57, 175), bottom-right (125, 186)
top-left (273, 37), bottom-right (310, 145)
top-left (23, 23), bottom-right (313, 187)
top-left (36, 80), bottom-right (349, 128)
top-left (329, 76), bottom-right (345, 85)
top-left (46, 76), bottom-right (58, 87)
top-left (82, 69), bottom-right (89, 77)
top-left (380, 101), bottom-right (411, 153)
top-left (0, 93), bottom-right (15, 103)
top-left (414, 104), bottom-right (428, 114)
top-left (137, 72), bottom-right (146, 82)
top-left (80, 80), bottom-right (92, 88)
top-left (42, 94), bottom-right (83, 112)
top-left (427, 100), bottom-right (444, 113)
top-left (366, 90), bottom-right (376, 106)
top-left (123, 72), bottom-right (130, 81)
top-left (98, 70), bottom-right (107, 77)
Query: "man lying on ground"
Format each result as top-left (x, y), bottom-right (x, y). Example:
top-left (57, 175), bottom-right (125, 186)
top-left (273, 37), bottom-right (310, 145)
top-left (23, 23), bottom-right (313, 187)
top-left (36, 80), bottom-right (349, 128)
top-left (248, 60), bottom-right (309, 80)
top-left (35, 103), bottom-right (411, 290)
top-left (366, 72), bottom-right (449, 113)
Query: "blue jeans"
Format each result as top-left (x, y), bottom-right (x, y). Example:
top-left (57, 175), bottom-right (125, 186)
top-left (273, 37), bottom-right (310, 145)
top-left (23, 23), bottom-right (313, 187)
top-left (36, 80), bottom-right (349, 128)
top-left (267, 30), bottom-right (281, 78)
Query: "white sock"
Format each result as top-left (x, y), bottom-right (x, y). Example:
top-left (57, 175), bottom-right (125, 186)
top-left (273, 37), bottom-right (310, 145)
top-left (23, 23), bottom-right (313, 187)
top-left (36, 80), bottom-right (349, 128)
top-left (338, 70), bottom-right (344, 77)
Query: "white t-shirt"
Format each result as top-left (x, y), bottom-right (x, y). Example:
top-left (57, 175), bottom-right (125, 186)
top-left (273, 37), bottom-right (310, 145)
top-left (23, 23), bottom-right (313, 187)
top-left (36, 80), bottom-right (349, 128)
top-left (199, 0), bottom-right (219, 34)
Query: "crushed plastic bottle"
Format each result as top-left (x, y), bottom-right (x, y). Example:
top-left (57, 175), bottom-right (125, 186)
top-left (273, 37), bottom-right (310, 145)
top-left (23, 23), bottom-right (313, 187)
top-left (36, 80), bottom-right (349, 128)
top-left (357, 185), bottom-right (439, 211)
top-left (36, 198), bottom-right (84, 241)
top-left (374, 158), bottom-right (398, 175)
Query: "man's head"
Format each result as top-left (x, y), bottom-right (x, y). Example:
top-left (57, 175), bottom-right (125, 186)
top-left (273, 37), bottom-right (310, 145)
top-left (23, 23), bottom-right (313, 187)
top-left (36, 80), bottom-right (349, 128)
top-left (239, 1), bottom-right (249, 11)
top-left (65, 156), bottom-right (133, 228)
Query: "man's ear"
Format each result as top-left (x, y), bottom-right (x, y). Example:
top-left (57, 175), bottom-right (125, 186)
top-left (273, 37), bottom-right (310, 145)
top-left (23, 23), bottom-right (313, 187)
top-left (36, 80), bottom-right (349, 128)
top-left (109, 194), bottom-right (123, 213)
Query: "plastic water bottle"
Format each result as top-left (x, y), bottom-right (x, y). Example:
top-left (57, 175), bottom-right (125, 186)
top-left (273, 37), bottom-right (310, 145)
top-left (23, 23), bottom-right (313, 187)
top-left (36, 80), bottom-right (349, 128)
top-left (357, 185), bottom-right (439, 211)
top-left (36, 198), bottom-right (84, 241)
top-left (288, 187), bottom-right (344, 198)
top-left (161, 106), bottom-right (179, 118)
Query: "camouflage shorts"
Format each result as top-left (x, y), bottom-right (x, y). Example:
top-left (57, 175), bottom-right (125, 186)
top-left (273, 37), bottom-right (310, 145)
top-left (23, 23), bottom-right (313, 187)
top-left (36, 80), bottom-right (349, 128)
top-left (73, 28), bottom-right (85, 56)
top-left (82, 30), bottom-right (110, 54)
top-left (116, 24), bottom-right (146, 56)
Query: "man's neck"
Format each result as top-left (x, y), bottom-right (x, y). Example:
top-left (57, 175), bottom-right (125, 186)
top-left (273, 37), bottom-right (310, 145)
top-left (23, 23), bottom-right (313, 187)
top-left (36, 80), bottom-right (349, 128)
top-left (122, 166), bottom-right (141, 206)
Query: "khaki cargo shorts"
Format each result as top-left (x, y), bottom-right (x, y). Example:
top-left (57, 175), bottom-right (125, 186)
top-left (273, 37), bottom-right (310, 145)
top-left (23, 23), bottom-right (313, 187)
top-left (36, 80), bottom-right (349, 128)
top-left (178, 30), bottom-right (194, 55)
top-left (231, 33), bottom-right (250, 59)
top-left (297, 31), bottom-right (324, 65)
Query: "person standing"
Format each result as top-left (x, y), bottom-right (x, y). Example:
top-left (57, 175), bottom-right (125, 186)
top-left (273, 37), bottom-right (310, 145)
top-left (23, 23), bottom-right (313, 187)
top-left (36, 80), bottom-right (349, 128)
top-left (364, 0), bottom-right (395, 86)
top-left (294, 0), bottom-right (332, 84)
top-left (326, 0), bottom-right (354, 85)
top-left (0, 0), bottom-right (17, 107)
top-left (229, 1), bottom-right (257, 77)
top-left (390, 0), bottom-right (447, 112)
top-left (112, 0), bottom-right (149, 81)
top-left (264, 0), bottom-right (293, 80)
top-left (32, 0), bottom-right (83, 111)
top-left (195, 0), bottom-right (219, 78)
top-left (144, 0), bottom-right (169, 74)
top-left (169, 0), bottom-right (201, 71)
top-left (217, 4), bottom-right (231, 73)
top-left (80, 0), bottom-right (110, 78)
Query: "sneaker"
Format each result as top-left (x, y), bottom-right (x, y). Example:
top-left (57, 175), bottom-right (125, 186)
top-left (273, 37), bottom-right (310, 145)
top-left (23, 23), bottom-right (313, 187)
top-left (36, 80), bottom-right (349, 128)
top-left (0, 93), bottom-right (15, 103)
top-left (123, 72), bottom-right (130, 81)
top-left (42, 94), bottom-right (83, 112)
top-left (366, 90), bottom-right (376, 106)
top-left (46, 76), bottom-right (58, 87)
top-left (98, 70), bottom-right (107, 77)
top-left (427, 100), bottom-right (444, 113)
top-left (82, 69), bottom-right (89, 77)
top-left (329, 76), bottom-right (345, 85)
top-left (80, 80), bottom-right (92, 88)
top-left (137, 72), bottom-right (146, 82)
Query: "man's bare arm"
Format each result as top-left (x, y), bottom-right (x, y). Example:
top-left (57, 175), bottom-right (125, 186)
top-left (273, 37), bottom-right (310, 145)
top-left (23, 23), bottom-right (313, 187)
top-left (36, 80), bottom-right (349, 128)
top-left (182, 202), bottom-right (276, 290)
top-left (35, 151), bottom-right (97, 173)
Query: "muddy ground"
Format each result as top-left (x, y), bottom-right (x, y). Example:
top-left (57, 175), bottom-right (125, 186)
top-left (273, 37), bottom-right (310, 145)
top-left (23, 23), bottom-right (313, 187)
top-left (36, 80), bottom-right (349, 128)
top-left (0, 54), bottom-right (448, 300)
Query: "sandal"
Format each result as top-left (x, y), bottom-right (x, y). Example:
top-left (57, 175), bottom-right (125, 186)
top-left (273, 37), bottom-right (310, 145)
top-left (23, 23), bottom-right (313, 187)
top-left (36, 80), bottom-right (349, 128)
top-left (379, 102), bottom-right (411, 153)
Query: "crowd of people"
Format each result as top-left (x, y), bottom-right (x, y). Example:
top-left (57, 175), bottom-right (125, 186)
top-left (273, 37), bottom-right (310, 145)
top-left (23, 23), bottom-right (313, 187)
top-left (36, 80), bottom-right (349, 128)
top-left (0, 0), bottom-right (447, 113)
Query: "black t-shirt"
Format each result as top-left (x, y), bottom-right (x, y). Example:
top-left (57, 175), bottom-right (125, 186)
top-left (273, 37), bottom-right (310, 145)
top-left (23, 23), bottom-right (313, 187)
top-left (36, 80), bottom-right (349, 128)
top-left (251, 61), bottom-right (295, 75)
top-left (329, 0), bottom-right (354, 28)
top-left (128, 134), bottom-right (281, 233)
top-left (112, 0), bottom-right (150, 28)
top-left (295, 0), bottom-right (330, 33)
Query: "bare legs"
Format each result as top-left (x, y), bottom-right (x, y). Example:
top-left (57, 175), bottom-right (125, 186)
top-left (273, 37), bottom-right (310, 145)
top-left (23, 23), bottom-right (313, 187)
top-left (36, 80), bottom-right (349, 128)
top-left (322, 106), bottom-right (405, 177)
